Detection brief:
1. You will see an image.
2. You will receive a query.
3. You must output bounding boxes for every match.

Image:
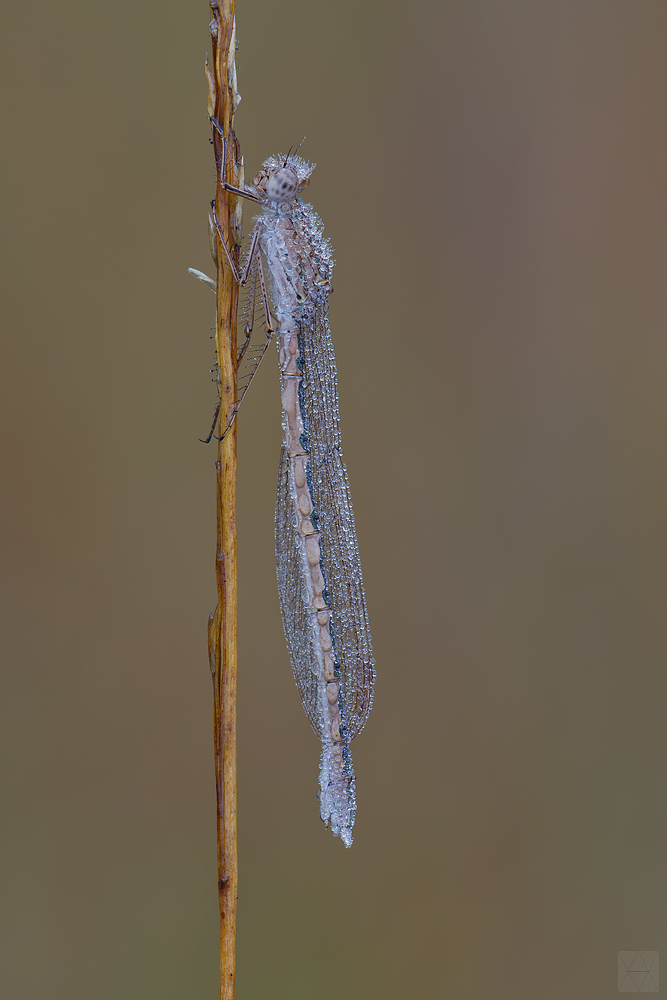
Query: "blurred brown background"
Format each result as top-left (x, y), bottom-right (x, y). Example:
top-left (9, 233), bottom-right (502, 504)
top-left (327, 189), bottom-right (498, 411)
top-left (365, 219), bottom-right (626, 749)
top-left (2, 1), bottom-right (667, 997)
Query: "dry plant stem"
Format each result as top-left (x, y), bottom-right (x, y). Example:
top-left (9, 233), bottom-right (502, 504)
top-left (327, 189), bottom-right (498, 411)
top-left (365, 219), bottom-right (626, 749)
top-left (206, 3), bottom-right (242, 998)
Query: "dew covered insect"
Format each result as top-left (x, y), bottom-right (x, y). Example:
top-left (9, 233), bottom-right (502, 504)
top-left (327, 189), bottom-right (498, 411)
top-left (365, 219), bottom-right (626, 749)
top-left (191, 126), bottom-right (375, 845)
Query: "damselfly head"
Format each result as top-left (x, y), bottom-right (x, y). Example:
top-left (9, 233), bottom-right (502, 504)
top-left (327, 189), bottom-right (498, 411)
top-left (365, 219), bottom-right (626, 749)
top-left (253, 154), bottom-right (314, 204)
top-left (265, 167), bottom-right (299, 202)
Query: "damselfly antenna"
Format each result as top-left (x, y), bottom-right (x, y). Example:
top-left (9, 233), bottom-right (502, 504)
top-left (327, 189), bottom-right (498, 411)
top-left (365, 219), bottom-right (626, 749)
top-left (284, 136), bottom-right (307, 166)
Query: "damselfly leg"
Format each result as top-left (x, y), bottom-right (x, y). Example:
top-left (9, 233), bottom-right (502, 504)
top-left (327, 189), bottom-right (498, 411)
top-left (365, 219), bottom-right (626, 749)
top-left (202, 196), bottom-right (275, 444)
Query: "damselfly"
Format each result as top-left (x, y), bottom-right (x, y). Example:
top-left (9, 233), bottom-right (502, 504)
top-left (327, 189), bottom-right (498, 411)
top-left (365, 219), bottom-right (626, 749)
top-left (191, 130), bottom-right (375, 846)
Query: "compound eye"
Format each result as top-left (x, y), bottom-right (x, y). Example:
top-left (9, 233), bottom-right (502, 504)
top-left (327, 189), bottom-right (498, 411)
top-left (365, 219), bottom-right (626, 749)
top-left (266, 167), bottom-right (298, 202)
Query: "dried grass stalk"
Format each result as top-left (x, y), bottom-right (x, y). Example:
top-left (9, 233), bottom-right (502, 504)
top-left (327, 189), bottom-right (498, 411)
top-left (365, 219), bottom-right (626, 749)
top-left (205, 3), bottom-right (242, 997)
